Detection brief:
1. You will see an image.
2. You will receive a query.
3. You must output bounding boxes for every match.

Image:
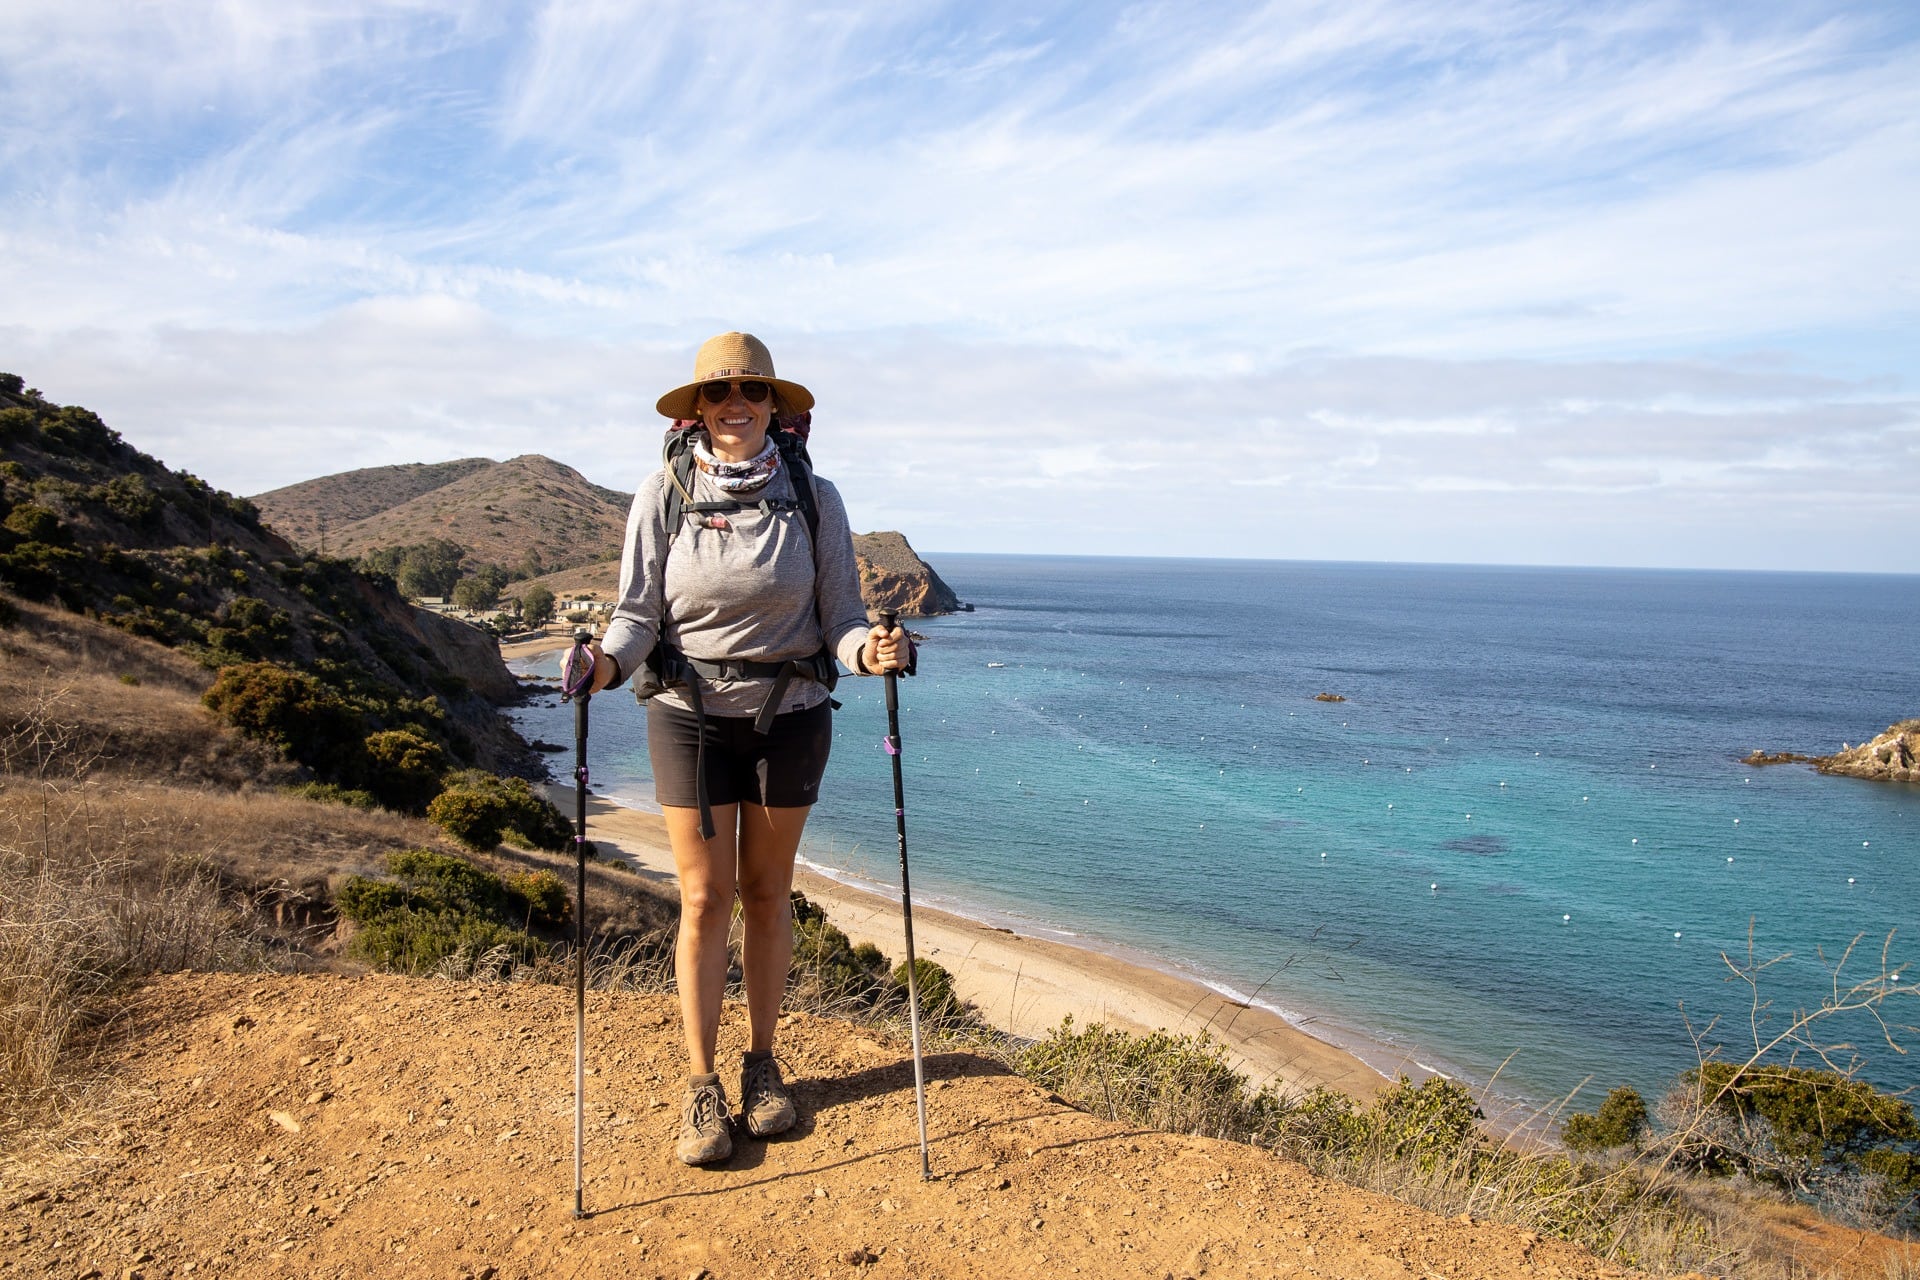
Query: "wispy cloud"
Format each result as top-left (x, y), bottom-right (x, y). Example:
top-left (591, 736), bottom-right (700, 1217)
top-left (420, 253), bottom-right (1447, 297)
top-left (0, 1), bottom-right (1914, 569)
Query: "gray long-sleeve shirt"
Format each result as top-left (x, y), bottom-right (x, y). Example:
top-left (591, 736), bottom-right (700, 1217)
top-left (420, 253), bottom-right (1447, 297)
top-left (600, 459), bottom-right (872, 718)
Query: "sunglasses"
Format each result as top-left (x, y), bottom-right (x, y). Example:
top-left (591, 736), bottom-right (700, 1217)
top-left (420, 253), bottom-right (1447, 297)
top-left (699, 379), bottom-right (772, 405)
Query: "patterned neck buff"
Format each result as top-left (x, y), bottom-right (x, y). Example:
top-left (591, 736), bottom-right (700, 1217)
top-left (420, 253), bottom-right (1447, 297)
top-left (690, 431), bottom-right (781, 495)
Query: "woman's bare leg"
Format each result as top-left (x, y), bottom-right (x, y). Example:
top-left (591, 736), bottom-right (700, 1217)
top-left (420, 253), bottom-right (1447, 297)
top-left (662, 803), bottom-right (739, 1076)
top-left (735, 803), bottom-right (812, 1054)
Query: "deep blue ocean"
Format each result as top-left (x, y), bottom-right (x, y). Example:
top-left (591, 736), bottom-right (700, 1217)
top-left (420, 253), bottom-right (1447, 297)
top-left (511, 556), bottom-right (1920, 1111)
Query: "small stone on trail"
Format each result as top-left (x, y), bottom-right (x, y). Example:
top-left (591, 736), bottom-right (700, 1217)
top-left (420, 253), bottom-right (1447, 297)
top-left (306, 1091), bottom-right (329, 1104)
top-left (267, 1111), bottom-right (301, 1133)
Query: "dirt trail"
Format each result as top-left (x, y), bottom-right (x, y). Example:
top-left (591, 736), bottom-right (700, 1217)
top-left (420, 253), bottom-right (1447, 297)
top-left (3, 972), bottom-right (1650, 1280)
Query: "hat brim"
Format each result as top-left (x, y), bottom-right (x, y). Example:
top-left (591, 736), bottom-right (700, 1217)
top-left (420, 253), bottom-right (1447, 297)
top-left (657, 376), bottom-right (815, 420)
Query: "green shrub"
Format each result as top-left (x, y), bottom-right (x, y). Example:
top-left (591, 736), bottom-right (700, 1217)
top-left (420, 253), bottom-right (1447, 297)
top-left (1021, 1018), bottom-right (1253, 1136)
top-left (1565, 1085), bottom-right (1651, 1153)
top-left (335, 849), bottom-right (551, 978)
top-left (503, 869), bottom-right (569, 928)
top-left (1362, 1075), bottom-right (1485, 1169)
top-left (361, 728), bottom-right (447, 812)
top-left (290, 782), bottom-right (379, 809)
top-left (386, 847), bottom-right (509, 915)
top-left (96, 473), bottom-right (161, 526)
top-left (336, 875), bottom-right (410, 923)
top-left (0, 541), bottom-right (88, 603)
top-left (788, 892), bottom-right (890, 1005)
top-left (203, 662), bottom-right (365, 775)
top-left (0, 406), bottom-right (38, 443)
top-left (893, 955), bottom-right (964, 1020)
top-left (426, 772), bottom-right (570, 851)
top-left (3, 503), bottom-right (65, 544)
top-left (347, 910), bottom-right (544, 976)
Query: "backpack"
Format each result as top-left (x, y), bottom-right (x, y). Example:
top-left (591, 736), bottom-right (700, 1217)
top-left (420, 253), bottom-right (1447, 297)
top-left (641, 411), bottom-right (838, 838)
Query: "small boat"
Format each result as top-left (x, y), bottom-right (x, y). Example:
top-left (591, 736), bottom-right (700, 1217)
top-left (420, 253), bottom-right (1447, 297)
top-left (986, 662), bottom-right (1006, 668)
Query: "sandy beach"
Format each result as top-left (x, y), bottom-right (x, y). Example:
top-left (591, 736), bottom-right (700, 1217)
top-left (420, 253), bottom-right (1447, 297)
top-left (541, 782), bottom-right (1391, 1102)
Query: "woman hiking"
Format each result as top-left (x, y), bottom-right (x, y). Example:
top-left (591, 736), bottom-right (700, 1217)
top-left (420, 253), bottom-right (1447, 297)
top-left (583, 332), bottom-right (907, 1165)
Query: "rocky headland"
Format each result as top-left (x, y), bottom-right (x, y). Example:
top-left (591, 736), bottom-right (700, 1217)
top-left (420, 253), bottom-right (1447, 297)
top-left (1816, 719), bottom-right (1919, 783)
top-left (851, 530), bottom-right (965, 617)
top-left (1745, 719), bottom-right (1919, 783)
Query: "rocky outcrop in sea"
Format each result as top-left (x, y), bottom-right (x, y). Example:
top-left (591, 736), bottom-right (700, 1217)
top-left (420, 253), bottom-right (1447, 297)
top-left (1815, 719), bottom-right (1919, 784)
top-left (851, 531), bottom-right (966, 618)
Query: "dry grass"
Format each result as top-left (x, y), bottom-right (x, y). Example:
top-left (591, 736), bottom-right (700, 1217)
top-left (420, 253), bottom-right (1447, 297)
top-left (0, 596), bottom-right (288, 787)
top-left (0, 782), bottom-right (279, 1149)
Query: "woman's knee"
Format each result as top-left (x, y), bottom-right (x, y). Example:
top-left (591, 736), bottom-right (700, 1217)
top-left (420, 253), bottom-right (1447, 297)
top-left (735, 877), bottom-right (790, 925)
top-left (679, 881), bottom-right (734, 931)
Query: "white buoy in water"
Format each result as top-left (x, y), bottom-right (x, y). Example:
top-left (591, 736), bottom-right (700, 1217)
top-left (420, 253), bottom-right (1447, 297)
top-left (1465, 813), bottom-right (1472, 820)
top-left (1563, 914), bottom-right (1571, 922)
top-left (1321, 852), bottom-right (1327, 859)
top-left (1733, 818), bottom-right (1740, 825)
top-left (1673, 931), bottom-right (1682, 939)
top-left (1430, 883), bottom-right (1438, 892)
top-left (1863, 841), bottom-right (1870, 847)
top-left (1849, 877), bottom-right (1856, 884)
top-left (1727, 857), bottom-right (1734, 863)
top-left (1632, 838), bottom-right (1638, 844)
top-left (1387, 803), bottom-right (1394, 810)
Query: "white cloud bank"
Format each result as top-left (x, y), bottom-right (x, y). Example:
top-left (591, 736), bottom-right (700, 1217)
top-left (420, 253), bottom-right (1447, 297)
top-left (1, 0), bottom-right (1915, 570)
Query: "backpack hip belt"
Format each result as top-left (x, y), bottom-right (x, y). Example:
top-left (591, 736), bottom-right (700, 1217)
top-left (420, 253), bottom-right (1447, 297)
top-left (645, 643), bottom-right (841, 838)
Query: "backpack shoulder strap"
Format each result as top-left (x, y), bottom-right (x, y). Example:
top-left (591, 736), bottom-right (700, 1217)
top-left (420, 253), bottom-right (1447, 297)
top-left (771, 426), bottom-right (819, 545)
top-left (660, 425), bottom-right (700, 542)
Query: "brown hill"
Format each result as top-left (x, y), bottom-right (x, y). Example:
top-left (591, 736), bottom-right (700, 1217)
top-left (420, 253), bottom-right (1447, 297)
top-left (251, 458), bottom-right (496, 550)
top-left (252, 455), bottom-right (630, 576)
top-left (6, 971), bottom-right (1651, 1280)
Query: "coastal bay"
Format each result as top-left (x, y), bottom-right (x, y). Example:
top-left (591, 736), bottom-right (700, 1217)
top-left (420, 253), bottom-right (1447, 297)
top-left (508, 556), bottom-right (1920, 1110)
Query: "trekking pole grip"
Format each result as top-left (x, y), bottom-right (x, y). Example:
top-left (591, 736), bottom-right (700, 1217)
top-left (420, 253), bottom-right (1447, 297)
top-left (878, 610), bottom-right (901, 712)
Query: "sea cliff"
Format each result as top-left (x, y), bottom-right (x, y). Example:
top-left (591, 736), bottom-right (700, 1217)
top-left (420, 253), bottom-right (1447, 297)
top-left (851, 530), bottom-right (966, 617)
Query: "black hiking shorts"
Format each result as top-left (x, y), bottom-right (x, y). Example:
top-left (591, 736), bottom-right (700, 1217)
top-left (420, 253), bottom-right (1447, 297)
top-left (647, 699), bottom-right (833, 810)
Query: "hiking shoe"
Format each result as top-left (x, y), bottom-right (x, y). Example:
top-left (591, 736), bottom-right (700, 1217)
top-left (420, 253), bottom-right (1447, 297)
top-left (675, 1073), bottom-right (732, 1166)
top-left (740, 1050), bottom-right (796, 1138)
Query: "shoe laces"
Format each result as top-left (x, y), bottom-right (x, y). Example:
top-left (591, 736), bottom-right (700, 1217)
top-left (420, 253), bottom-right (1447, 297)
top-left (684, 1081), bottom-right (724, 1131)
top-left (744, 1054), bottom-right (785, 1100)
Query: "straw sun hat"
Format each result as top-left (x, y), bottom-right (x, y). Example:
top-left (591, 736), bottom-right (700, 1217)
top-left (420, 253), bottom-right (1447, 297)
top-left (655, 331), bottom-right (815, 420)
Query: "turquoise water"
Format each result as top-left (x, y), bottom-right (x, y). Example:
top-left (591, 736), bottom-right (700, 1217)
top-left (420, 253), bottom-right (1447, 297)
top-left (511, 556), bottom-right (1920, 1108)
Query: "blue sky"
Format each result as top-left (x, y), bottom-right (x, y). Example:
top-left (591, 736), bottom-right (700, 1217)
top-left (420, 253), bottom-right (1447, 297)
top-left (2, 2), bottom-right (1915, 570)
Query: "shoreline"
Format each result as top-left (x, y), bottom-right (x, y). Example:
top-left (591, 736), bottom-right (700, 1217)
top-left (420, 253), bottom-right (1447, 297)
top-left (543, 782), bottom-right (1393, 1102)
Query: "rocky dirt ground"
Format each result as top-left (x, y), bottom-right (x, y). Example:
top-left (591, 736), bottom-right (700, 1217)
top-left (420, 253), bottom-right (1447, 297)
top-left (0, 973), bottom-right (1660, 1280)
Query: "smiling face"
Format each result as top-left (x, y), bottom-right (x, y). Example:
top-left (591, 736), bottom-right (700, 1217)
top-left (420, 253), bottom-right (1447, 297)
top-left (696, 380), bottom-right (775, 462)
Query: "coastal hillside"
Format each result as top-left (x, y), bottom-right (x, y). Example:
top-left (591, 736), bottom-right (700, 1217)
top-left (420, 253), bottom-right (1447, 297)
top-left (0, 375), bottom-right (532, 771)
top-left (252, 454), bottom-right (630, 576)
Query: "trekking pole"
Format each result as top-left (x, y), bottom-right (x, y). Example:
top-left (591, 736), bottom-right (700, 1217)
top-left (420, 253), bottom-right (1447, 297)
top-left (877, 609), bottom-right (931, 1180)
top-left (558, 628), bottom-right (596, 1219)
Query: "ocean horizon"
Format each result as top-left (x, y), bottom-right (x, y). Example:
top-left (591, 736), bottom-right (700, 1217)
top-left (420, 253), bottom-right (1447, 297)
top-left (510, 553), bottom-right (1920, 1113)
